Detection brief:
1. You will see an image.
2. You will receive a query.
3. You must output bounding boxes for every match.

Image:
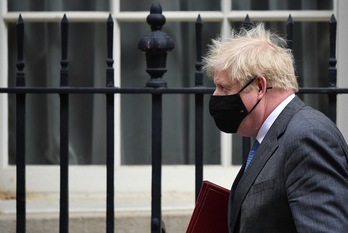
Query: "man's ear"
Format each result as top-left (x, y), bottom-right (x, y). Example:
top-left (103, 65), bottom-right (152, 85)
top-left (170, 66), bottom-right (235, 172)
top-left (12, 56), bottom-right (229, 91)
top-left (256, 76), bottom-right (267, 95)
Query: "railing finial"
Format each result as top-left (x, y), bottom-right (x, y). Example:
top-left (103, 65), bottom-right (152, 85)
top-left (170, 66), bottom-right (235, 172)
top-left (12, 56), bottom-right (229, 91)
top-left (329, 14), bottom-right (337, 87)
top-left (106, 13), bottom-right (114, 87)
top-left (147, 2), bottom-right (166, 31)
top-left (243, 14), bottom-right (253, 30)
top-left (286, 14), bottom-right (294, 50)
top-left (60, 14), bottom-right (69, 86)
top-left (195, 14), bottom-right (203, 86)
top-left (138, 2), bottom-right (174, 88)
top-left (16, 14), bottom-right (25, 86)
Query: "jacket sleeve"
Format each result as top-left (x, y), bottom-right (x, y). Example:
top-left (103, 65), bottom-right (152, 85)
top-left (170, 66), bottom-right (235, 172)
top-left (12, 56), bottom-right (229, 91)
top-left (285, 122), bottom-right (348, 233)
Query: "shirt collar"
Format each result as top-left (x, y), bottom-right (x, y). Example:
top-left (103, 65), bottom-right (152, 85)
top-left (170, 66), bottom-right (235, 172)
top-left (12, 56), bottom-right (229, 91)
top-left (256, 93), bottom-right (295, 143)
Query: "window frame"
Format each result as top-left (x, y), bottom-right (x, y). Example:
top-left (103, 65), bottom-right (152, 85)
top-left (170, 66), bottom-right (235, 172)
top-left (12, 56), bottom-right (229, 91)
top-left (1, 0), bottom-right (345, 213)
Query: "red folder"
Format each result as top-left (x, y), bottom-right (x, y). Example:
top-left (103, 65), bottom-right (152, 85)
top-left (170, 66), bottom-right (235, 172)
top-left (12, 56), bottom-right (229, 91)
top-left (186, 180), bottom-right (230, 233)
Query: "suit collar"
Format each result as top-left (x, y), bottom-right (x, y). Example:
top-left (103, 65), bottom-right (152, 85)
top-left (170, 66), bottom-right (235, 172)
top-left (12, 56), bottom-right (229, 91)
top-left (256, 93), bottom-right (295, 143)
top-left (229, 96), bottom-right (305, 232)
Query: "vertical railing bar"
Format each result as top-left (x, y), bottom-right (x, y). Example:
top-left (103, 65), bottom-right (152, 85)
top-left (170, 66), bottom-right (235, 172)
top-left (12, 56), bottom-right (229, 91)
top-left (16, 14), bottom-right (26, 233)
top-left (59, 14), bottom-right (69, 233)
top-left (328, 14), bottom-right (337, 123)
top-left (151, 93), bottom-right (162, 233)
top-left (106, 13), bottom-right (115, 233)
top-left (194, 14), bottom-right (204, 201)
top-left (138, 3), bottom-right (173, 232)
top-left (286, 15), bottom-right (297, 91)
top-left (241, 14), bottom-right (252, 163)
top-left (286, 15), bottom-right (294, 50)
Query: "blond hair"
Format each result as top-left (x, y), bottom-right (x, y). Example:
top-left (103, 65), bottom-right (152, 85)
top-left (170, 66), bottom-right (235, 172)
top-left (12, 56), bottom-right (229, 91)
top-left (203, 23), bottom-right (298, 91)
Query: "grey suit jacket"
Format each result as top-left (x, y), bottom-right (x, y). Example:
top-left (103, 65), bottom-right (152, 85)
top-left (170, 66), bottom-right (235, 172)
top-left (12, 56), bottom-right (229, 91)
top-left (228, 96), bottom-right (348, 233)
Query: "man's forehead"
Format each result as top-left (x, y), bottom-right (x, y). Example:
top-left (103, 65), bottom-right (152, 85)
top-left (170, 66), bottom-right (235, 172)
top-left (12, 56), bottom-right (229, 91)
top-left (214, 70), bottom-right (237, 84)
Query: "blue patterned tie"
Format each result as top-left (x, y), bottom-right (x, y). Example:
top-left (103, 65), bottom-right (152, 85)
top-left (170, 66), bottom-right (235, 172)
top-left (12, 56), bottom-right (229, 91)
top-left (245, 140), bottom-right (260, 172)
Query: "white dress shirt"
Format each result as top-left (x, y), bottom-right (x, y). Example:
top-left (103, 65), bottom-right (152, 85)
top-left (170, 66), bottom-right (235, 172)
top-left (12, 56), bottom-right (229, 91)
top-left (256, 94), bottom-right (295, 144)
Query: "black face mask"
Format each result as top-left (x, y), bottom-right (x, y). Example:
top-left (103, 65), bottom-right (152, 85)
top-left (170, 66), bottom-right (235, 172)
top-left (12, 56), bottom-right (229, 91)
top-left (209, 78), bottom-right (261, 133)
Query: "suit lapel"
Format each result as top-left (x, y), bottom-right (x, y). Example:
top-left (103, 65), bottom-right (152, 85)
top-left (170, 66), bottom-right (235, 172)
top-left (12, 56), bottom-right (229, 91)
top-left (229, 96), bottom-right (305, 232)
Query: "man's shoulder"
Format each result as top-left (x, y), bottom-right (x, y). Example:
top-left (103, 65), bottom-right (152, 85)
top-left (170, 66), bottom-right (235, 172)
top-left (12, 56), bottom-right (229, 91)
top-left (285, 96), bottom-right (334, 127)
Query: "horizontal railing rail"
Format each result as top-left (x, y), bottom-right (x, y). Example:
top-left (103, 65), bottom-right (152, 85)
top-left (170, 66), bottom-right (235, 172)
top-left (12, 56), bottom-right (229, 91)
top-left (2, 87), bottom-right (348, 94)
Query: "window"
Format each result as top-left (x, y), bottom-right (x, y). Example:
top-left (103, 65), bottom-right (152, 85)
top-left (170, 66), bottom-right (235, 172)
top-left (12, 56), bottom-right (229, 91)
top-left (0, 0), bottom-right (341, 212)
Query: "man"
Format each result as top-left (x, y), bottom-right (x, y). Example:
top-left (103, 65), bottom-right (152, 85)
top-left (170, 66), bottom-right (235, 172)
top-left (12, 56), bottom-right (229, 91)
top-left (203, 23), bottom-right (348, 233)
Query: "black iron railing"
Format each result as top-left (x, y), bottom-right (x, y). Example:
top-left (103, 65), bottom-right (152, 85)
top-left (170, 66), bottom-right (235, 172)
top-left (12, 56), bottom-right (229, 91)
top-left (0, 2), bottom-right (346, 233)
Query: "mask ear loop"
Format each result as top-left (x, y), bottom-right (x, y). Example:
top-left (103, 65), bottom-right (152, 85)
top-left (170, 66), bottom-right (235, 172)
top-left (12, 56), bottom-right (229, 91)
top-left (248, 98), bottom-right (261, 114)
top-left (238, 77), bottom-right (257, 94)
top-left (248, 86), bottom-right (273, 114)
top-left (238, 76), bottom-right (273, 114)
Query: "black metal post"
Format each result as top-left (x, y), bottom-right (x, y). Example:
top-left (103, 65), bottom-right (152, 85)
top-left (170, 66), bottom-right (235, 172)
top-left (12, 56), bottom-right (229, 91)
top-left (241, 14), bottom-right (253, 161)
top-left (59, 14), bottom-right (69, 233)
top-left (138, 3), bottom-right (173, 233)
top-left (328, 14), bottom-right (337, 123)
top-left (151, 92), bottom-right (162, 233)
top-left (16, 14), bottom-right (26, 233)
top-left (194, 14), bottom-right (204, 201)
top-left (286, 15), bottom-right (294, 50)
top-left (243, 14), bottom-right (253, 30)
top-left (106, 14), bottom-right (115, 233)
